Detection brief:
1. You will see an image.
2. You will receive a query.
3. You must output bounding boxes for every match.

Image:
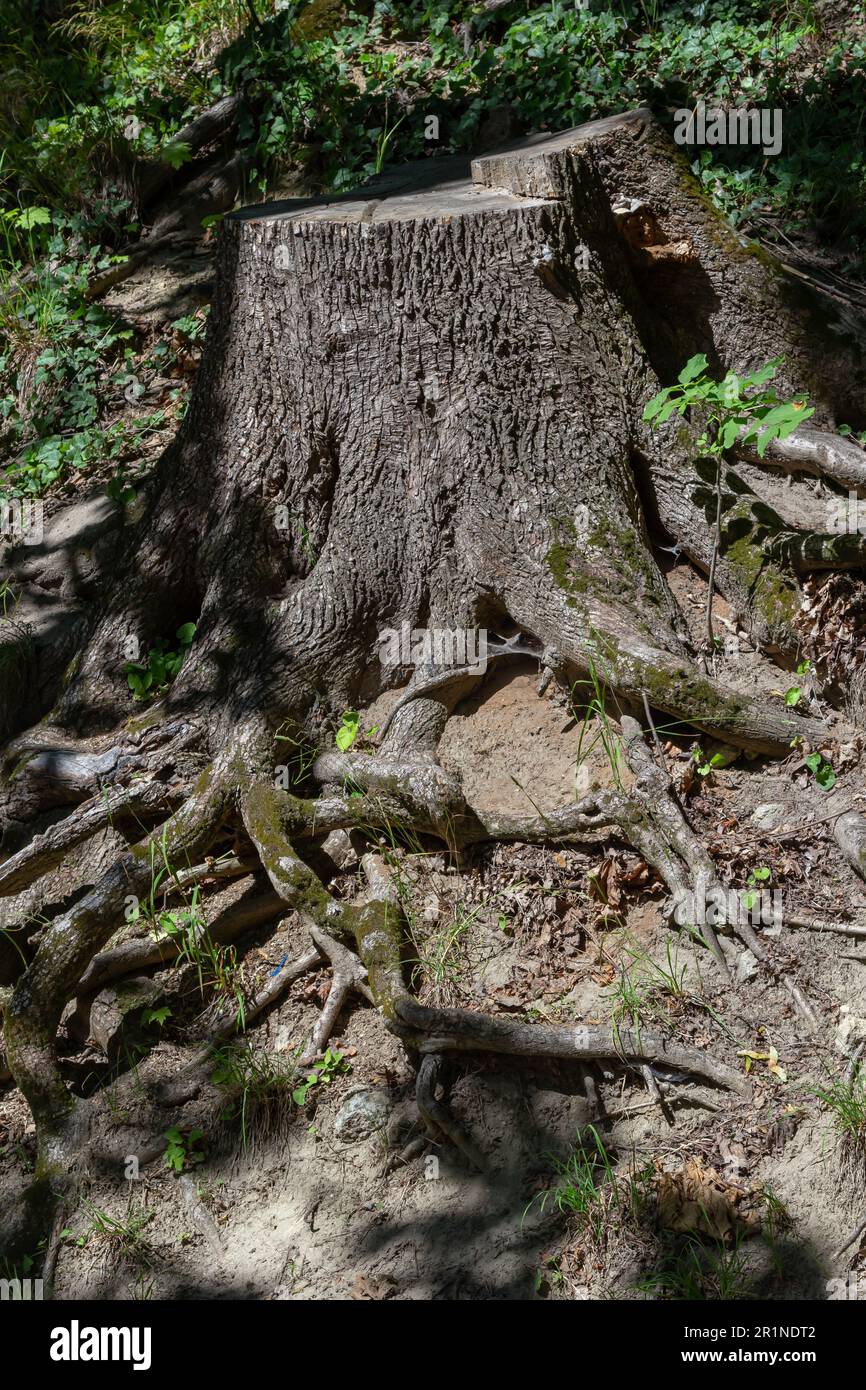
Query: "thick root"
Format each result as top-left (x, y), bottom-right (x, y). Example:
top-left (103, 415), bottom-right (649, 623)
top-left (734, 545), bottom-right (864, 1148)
top-left (393, 999), bottom-right (750, 1096)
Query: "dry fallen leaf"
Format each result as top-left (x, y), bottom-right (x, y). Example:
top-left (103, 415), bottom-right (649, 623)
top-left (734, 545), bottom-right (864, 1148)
top-left (351, 1273), bottom-right (397, 1300)
top-left (655, 1159), bottom-right (761, 1244)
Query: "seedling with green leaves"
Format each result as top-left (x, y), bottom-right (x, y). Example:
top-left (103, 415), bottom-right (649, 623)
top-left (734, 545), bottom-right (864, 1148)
top-left (335, 709), bottom-right (378, 751)
top-left (803, 750), bottom-right (835, 790)
top-left (124, 621), bottom-right (196, 701)
top-left (784, 658), bottom-right (814, 708)
top-left (691, 744), bottom-right (736, 779)
top-left (644, 356), bottom-right (813, 645)
top-left (743, 865), bottom-right (771, 912)
top-left (292, 1047), bottom-right (350, 1106)
top-left (163, 1126), bottom-right (205, 1172)
top-left (141, 1006), bottom-right (171, 1029)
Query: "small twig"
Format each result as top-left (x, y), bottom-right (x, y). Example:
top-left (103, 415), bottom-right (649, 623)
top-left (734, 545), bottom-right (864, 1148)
top-left (639, 1062), bottom-right (674, 1126)
top-left (641, 689), bottom-right (667, 774)
top-left (835, 1212), bottom-right (866, 1259)
top-left (787, 916), bottom-right (866, 939)
top-left (705, 456), bottom-right (724, 648)
top-left (764, 802), bottom-right (864, 841)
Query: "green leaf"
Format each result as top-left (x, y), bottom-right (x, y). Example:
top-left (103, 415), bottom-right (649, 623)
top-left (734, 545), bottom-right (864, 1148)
top-left (744, 357), bottom-right (783, 387)
top-left (655, 398), bottom-right (679, 424)
top-left (16, 206), bottom-right (51, 230)
top-left (677, 354), bottom-right (708, 385)
top-left (643, 387), bottom-right (672, 423)
top-left (176, 622), bottom-right (196, 645)
top-left (804, 752), bottom-right (835, 790)
top-left (815, 762), bottom-right (835, 790)
top-left (335, 710), bottom-right (360, 751)
top-left (161, 140), bottom-right (192, 170)
top-left (720, 416), bottom-right (744, 449)
top-left (142, 1006), bottom-right (171, 1027)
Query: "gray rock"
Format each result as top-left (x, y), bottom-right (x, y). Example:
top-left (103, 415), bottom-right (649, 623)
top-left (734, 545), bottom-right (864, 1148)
top-left (320, 829), bottom-right (359, 871)
top-left (334, 1088), bottom-right (391, 1142)
top-left (748, 803), bottom-right (786, 831)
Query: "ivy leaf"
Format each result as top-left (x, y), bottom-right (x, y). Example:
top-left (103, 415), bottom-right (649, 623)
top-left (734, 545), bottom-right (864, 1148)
top-left (160, 140), bottom-right (192, 170)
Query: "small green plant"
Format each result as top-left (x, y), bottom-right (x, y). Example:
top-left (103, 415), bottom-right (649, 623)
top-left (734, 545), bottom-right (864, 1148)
top-left (274, 720), bottom-right (319, 786)
top-left (292, 1047), bottom-right (350, 1106)
top-left (525, 1127), bottom-right (651, 1244)
top-left (758, 1185), bottom-right (793, 1241)
top-left (743, 865), bottom-right (770, 912)
top-left (141, 1006), bottom-right (171, 1028)
top-left (571, 658), bottom-right (625, 794)
top-left (607, 935), bottom-right (717, 1044)
top-left (335, 710), bottom-right (359, 750)
top-left (407, 903), bottom-right (478, 1004)
top-left (62, 1200), bottom-right (155, 1267)
top-left (373, 105), bottom-right (405, 174)
top-left (334, 710), bottom-right (377, 751)
top-left (691, 746), bottom-right (728, 778)
top-left (163, 1126), bottom-right (205, 1173)
top-left (644, 356), bottom-right (813, 645)
top-left (0, 577), bottom-right (18, 617)
top-left (124, 622), bottom-right (196, 701)
top-left (803, 750), bottom-right (835, 790)
top-left (784, 658), bottom-right (814, 708)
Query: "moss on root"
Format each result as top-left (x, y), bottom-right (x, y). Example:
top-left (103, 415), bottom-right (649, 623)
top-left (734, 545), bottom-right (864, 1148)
top-left (722, 510), bottom-right (801, 641)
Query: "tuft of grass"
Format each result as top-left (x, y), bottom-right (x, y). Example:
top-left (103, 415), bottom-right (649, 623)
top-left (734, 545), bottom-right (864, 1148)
top-left (406, 903), bottom-right (479, 1006)
top-left (63, 1200), bottom-right (155, 1269)
top-left (524, 1126), bottom-right (653, 1244)
top-left (813, 1069), bottom-right (866, 1145)
top-left (638, 1231), bottom-right (751, 1300)
top-left (571, 658), bottom-right (626, 795)
top-left (606, 934), bottom-right (720, 1042)
top-left (211, 1043), bottom-right (298, 1150)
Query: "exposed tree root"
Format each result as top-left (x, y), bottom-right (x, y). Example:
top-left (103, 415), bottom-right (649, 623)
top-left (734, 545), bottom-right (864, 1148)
top-left (415, 1054), bottom-right (487, 1172)
top-left (0, 782), bottom-right (176, 897)
top-left (740, 429), bottom-right (866, 492)
top-left (393, 999), bottom-right (750, 1096)
top-left (299, 925), bottom-right (372, 1064)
